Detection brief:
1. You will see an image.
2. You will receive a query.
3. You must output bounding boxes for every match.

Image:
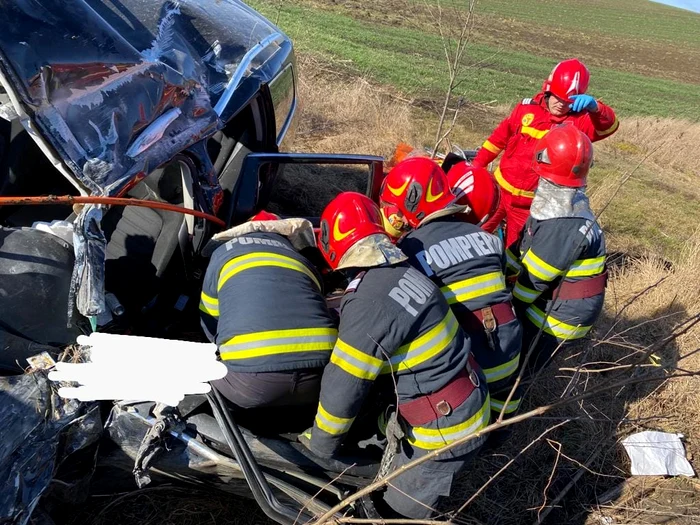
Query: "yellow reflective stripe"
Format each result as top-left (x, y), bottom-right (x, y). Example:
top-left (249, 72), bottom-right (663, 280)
top-left (526, 305), bottom-right (591, 341)
top-left (490, 397), bottom-right (521, 414)
top-left (220, 327), bottom-right (337, 360)
top-left (522, 249), bottom-right (563, 282)
top-left (331, 339), bottom-right (383, 381)
top-left (506, 249), bottom-right (522, 272)
top-left (381, 312), bottom-right (459, 374)
top-left (566, 256), bottom-right (605, 277)
top-left (595, 117), bottom-right (619, 137)
top-left (483, 354), bottom-right (520, 383)
top-left (494, 167), bottom-right (536, 198)
top-left (315, 403), bottom-right (354, 436)
top-left (218, 252), bottom-right (321, 291)
top-left (199, 292), bottom-right (219, 316)
top-left (482, 140), bottom-right (502, 154)
top-left (513, 281), bottom-right (539, 303)
top-left (440, 272), bottom-right (506, 305)
top-left (408, 395), bottom-right (490, 450)
top-left (520, 125), bottom-right (549, 139)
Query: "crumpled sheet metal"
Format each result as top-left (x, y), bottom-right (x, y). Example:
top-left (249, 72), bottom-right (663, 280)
top-left (205, 217), bottom-right (318, 256)
top-left (0, 1), bottom-right (289, 317)
top-left (0, 371), bottom-right (101, 525)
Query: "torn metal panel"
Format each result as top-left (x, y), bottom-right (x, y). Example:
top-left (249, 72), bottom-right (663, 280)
top-left (0, 371), bottom-right (101, 525)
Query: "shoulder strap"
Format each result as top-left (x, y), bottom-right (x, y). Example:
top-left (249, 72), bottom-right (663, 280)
top-left (344, 271), bottom-right (366, 295)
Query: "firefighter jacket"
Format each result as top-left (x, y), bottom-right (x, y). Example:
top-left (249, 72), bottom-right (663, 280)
top-left (307, 262), bottom-right (490, 458)
top-left (398, 217), bottom-right (522, 399)
top-left (512, 216), bottom-right (607, 343)
top-left (473, 93), bottom-right (618, 202)
top-left (200, 232), bottom-right (337, 373)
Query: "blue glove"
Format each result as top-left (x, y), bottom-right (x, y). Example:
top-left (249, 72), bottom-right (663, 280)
top-left (569, 94), bottom-right (598, 113)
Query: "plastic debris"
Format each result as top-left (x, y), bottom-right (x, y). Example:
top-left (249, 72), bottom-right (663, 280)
top-left (621, 431), bottom-right (695, 477)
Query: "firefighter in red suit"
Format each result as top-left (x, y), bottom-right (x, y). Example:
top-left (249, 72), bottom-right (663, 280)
top-left (473, 58), bottom-right (619, 248)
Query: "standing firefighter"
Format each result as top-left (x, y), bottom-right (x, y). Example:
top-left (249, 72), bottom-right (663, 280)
top-left (511, 124), bottom-right (607, 377)
top-left (472, 58), bottom-right (619, 248)
top-left (300, 192), bottom-right (490, 519)
top-left (199, 211), bottom-right (337, 414)
top-left (379, 157), bottom-right (523, 422)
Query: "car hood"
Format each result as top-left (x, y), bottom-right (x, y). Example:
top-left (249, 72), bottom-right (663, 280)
top-left (0, 0), bottom-right (284, 197)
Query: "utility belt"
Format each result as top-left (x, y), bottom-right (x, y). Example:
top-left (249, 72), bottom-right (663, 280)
top-left (398, 354), bottom-right (480, 427)
top-left (456, 300), bottom-right (517, 351)
top-left (554, 270), bottom-right (608, 301)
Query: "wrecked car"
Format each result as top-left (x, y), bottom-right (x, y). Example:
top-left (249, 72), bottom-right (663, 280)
top-left (0, 1), bottom-right (390, 523)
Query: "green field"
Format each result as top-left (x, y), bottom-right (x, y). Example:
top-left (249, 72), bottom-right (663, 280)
top-left (249, 0), bottom-right (700, 120)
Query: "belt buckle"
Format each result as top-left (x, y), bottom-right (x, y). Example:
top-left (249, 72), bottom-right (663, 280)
top-left (481, 306), bottom-right (497, 333)
top-left (436, 400), bottom-right (452, 417)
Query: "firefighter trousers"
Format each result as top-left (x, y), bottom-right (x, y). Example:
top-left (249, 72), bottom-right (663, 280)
top-left (481, 190), bottom-right (533, 249)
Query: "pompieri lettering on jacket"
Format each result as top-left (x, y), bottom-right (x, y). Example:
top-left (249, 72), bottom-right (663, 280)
top-left (389, 267), bottom-right (435, 317)
top-left (414, 231), bottom-right (502, 277)
top-left (224, 236), bottom-right (292, 251)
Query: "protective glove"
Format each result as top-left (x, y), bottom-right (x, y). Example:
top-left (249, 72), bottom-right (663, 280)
top-left (569, 94), bottom-right (598, 113)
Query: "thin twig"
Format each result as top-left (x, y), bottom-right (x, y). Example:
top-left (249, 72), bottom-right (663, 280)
top-left (537, 440), bottom-right (563, 520)
top-left (448, 420), bottom-right (570, 520)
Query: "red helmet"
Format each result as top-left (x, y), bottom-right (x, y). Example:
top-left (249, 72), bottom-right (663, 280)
top-left (533, 123), bottom-right (593, 188)
top-left (318, 192), bottom-right (388, 270)
top-left (542, 58), bottom-right (590, 104)
top-left (250, 210), bottom-right (280, 221)
top-left (446, 162), bottom-right (500, 225)
top-left (379, 157), bottom-right (456, 234)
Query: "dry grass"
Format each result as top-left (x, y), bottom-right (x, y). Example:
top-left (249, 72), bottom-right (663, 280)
top-left (598, 117), bottom-right (700, 181)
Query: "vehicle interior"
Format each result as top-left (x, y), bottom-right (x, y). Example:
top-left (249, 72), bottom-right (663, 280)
top-left (0, 89), bottom-right (387, 504)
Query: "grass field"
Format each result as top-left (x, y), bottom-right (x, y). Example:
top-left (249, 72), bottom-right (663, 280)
top-left (249, 0), bottom-right (700, 120)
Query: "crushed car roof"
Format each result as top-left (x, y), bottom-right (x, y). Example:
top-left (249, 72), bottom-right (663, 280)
top-left (0, 0), bottom-right (285, 196)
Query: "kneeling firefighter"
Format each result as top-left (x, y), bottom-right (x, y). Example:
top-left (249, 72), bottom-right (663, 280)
top-left (511, 123), bottom-right (607, 377)
top-left (379, 158), bottom-right (523, 421)
top-left (300, 192), bottom-right (490, 519)
top-left (199, 211), bottom-right (338, 414)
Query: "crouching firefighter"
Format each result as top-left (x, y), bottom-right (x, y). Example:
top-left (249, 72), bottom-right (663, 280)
top-left (300, 192), bottom-right (490, 519)
top-left (199, 211), bottom-right (338, 414)
top-left (511, 124), bottom-right (607, 377)
top-left (379, 157), bottom-right (523, 422)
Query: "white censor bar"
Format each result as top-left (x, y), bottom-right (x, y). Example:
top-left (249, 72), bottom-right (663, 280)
top-left (48, 332), bottom-right (228, 406)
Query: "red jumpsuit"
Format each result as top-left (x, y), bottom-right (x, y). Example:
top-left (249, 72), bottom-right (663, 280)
top-left (474, 93), bottom-right (619, 248)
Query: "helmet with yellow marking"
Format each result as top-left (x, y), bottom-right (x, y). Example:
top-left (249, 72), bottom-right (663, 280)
top-left (318, 192), bottom-right (389, 270)
top-left (379, 157), bottom-right (458, 236)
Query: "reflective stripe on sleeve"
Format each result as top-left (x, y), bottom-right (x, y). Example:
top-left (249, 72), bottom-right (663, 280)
top-left (314, 403), bottom-right (355, 436)
top-left (525, 305), bottom-right (591, 341)
top-left (218, 252), bottom-right (321, 291)
top-left (494, 167), bottom-right (536, 198)
top-left (513, 281), bottom-right (540, 303)
top-left (595, 117), bottom-right (619, 137)
top-left (199, 292), bottom-right (219, 317)
top-left (506, 249), bottom-right (522, 274)
top-left (381, 311), bottom-right (459, 374)
top-left (482, 354), bottom-right (520, 384)
top-left (440, 272), bottom-right (506, 306)
top-left (482, 140), bottom-right (502, 154)
top-left (522, 249), bottom-right (564, 282)
top-left (220, 327), bottom-right (337, 361)
top-left (407, 395), bottom-right (490, 450)
top-left (330, 339), bottom-right (384, 381)
top-left (566, 256), bottom-right (605, 277)
top-left (490, 397), bottom-right (521, 415)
